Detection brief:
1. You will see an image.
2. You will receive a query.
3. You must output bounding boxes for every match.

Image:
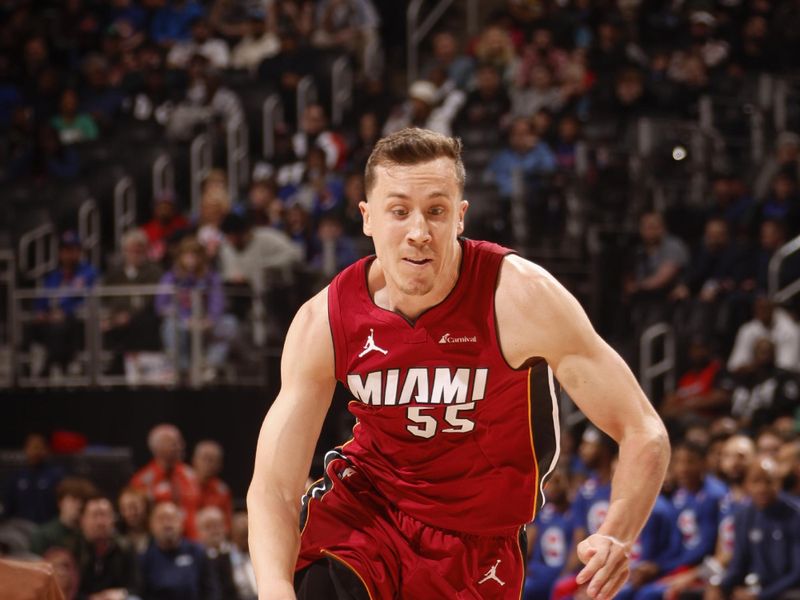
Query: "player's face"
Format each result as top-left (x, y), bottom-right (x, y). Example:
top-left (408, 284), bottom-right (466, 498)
top-left (361, 158), bottom-right (467, 298)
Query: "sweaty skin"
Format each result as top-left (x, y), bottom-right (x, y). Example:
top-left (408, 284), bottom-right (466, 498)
top-left (247, 158), bottom-right (670, 600)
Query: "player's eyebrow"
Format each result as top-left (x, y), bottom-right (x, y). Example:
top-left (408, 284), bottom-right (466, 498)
top-left (385, 190), bottom-right (451, 200)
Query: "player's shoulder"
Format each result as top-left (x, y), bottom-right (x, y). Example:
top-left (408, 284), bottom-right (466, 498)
top-left (294, 286), bottom-right (330, 328)
top-left (497, 253), bottom-right (567, 303)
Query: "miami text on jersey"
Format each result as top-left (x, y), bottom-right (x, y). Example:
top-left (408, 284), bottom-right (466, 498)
top-left (347, 367), bottom-right (489, 406)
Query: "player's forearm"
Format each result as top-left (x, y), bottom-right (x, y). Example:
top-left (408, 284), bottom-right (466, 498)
top-left (246, 484), bottom-right (302, 592)
top-left (599, 422), bottom-right (670, 544)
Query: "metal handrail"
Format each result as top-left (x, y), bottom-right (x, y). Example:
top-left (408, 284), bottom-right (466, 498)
top-left (78, 198), bottom-right (101, 268)
top-left (190, 133), bottom-right (212, 214)
top-left (769, 233), bottom-right (800, 304)
top-left (331, 56), bottom-right (353, 126)
top-left (0, 250), bottom-right (15, 387)
top-left (18, 223), bottom-right (56, 283)
top-left (262, 94), bottom-right (283, 159)
top-left (226, 116), bottom-right (249, 201)
top-left (152, 154), bottom-right (175, 199)
top-left (114, 177), bottom-right (137, 251)
top-left (639, 322), bottom-right (676, 401)
top-left (296, 76), bottom-right (318, 125)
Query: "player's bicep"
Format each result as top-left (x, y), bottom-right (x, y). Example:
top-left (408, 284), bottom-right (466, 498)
top-left (251, 290), bottom-right (337, 502)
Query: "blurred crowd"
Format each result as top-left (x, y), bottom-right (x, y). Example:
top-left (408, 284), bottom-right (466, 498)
top-left (1, 427), bottom-right (257, 600)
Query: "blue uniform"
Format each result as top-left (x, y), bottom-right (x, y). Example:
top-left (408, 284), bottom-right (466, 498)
top-left (140, 539), bottom-right (221, 600)
top-left (717, 491), bottom-right (748, 559)
top-left (571, 476), bottom-right (611, 536)
top-left (721, 497), bottom-right (800, 600)
top-left (524, 504), bottom-right (573, 600)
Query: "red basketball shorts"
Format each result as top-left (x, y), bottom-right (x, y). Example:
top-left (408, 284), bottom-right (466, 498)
top-left (296, 450), bottom-right (526, 599)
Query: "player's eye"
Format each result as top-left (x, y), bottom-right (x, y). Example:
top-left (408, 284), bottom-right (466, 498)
top-left (391, 208), bottom-right (408, 217)
top-left (429, 206), bottom-right (445, 216)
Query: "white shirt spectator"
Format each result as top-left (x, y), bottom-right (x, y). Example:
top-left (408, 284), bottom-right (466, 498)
top-left (168, 39), bottom-right (231, 69)
top-left (728, 308), bottom-right (800, 372)
top-left (220, 228), bottom-right (302, 294)
top-left (231, 31), bottom-right (280, 72)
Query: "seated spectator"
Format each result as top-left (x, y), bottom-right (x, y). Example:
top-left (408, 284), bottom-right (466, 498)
top-left (624, 212), bottom-right (689, 329)
top-left (191, 441), bottom-right (232, 530)
top-left (73, 495), bottom-right (141, 599)
top-left (129, 424), bottom-right (201, 540)
top-left (751, 218), bottom-right (800, 293)
top-left (754, 131), bottom-right (800, 201)
top-left (311, 0), bottom-right (382, 79)
top-left (756, 169), bottom-right (800, 236)
top-left (140, 501), bottom-right (220, 600)
top-left (34, 125), bottom-right (81, 181)
top-left (266, 0), bottom-right (315, 40)
top-left (309, 214), bottom-right (359, 282)
top-left (706, 458), bottom-right (800, 600)
top-left (142, 191), bottom-right (190, 264)
top-left (511, 64), bottom-right (566, 118)
top-left (340, 172), bottom-right (366, 239)
top-left (777, 438), bottom-right (800, 505)
top-left (454, 63), bottom-right (511, 133)
top-left (661, 336), bottom-right (730, 420)
top-left (485, 117), bottom-right (557, 199)
top-left (728, 296), bottom-right (800, 375)
top-left (30, 477), bottom-right (96, 556)
top-left (102, 229), bottom-right (164, 373)
top-left (422, 31), bottom-right (474, 91)
top-left (150, 0), bottom-right (205, 47)
top-left (2, 434), bottom-right (64, 524)
top-left (167, 18), bottom-right (229, 69)
top-left (347, 112), bottom-right (380, 173)
top-left (756, 427), bottom-right (785, 459)
top-left (552, 114), bottom-right (581, 173)
top-left (79, 55), bottom-right (125, 131)
top-left (156, 237), bottom-right (237, 382)
top-left (195, 507), bottom-right (238, 599)
top-left (239, 178), bottom-right (278, 227)
top-left (122, 68), bottom-right (177, 128)
top-left (472, 24), bottom-right (518, 84)
top-left (229, 512), bottom-right (256, 600)
top-left (278, 146), bottom-right (345, 216)
top-left (43, 546), bottom-right (79, 600)
top-left (118, 487), bottom-right (151, 555)
top-left (729, 339), bottom-right (800, 430)
top-left (382, 79), bottom-right (465, 138)
top-left (701, 172), bottom-right (755, 239)
top-left (292, 104), bottom-right (348, 172)
top-left (230, 10), bottom-right (279, 72)
top-left (632, 441), bottom-right (726, 600)
top-left (50, 89), bottom-right (98, 146)
top-left (524, 466), bottom-right (573, 600)
top-left (31, 231), bottom-right (98, 376)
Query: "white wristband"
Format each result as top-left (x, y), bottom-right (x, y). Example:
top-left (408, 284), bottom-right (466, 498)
top-left (597, 534), bottom-right (631, 558)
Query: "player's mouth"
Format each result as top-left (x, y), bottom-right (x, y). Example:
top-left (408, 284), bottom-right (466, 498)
top-left (403, 258), bottom-right (433, 267)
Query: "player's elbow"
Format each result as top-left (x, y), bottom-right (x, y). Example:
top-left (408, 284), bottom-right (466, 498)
top-left (637, 419), bottom-right (671, 473)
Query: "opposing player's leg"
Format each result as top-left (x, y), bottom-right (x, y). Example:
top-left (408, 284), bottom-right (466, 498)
top-left (294, 558), bottom-right (371, 600)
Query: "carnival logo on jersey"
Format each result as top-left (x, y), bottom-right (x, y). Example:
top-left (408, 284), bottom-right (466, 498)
top-left (347, 367), bottom-right (489, 406)
top-left (358, 328), bottom-right (388, 358)
top-left (438, 332), bottom-right (478, 344)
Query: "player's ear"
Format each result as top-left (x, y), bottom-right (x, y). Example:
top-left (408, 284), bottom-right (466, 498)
top-left (360, 200), bottom-right (372, 237)
top-left (457, 199), bottom-right (468, 235)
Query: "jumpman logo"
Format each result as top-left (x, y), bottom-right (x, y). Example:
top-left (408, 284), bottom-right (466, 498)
top-left (358, 329), bottom-right (388, 358)
top-left (478, 560), bottom-right (505, 586)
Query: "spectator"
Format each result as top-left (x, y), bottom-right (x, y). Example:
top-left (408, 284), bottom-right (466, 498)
top-left (79, 55), bottom-right (125, 131)
top-left (50, 89), bottom-right (98, 146)
top-left (756, 169), bottom-right (800, 236)
top-left (240, 179), bottom-right (278, 227)
top-left (311, 0), bottom-right (382, 80)
top-left (230, 10), bottom-right (279, 72)
top-left (661, 336), bottom-right (730, 420)
top-left (347, 112), bottom-right (380, 173)
top-left (756, 427), bottom-right (785, 460)
top-left (624, 212), bottom-right (689, 328)
top-left (30, 478), bottom-right (96, 556)
top-left (727, 296), bottom-right (800, 375)
top-left (73, 495), bottom-right (141, 599)
top-left (512, 64), bottom-right (566, 118)
top-left (422, 31), bottom-right (474, 91)
top-left (266, 0), bottom-right (315, 41)
top-left (310, 213), bottom-right (359, 282)
top-left (195, 507), bottom-right (238, 599)
top-left (485, 117), bottom-right (557, 198)
top-left (754, 131), bottom-right (800, 201)
top-left (155, 237), bottom-right (237, 382)
top-left (729, 339), bottom-right (800, 429)
top-left (219, 212), bottom-right (301, 299)
top-left (2, 434), bottom-right (64, 524)
top-left (150, 0), bottom-right (206, 47)
top-left (702, 172), bottom-right (755, 238)
top-left (140, 501), bottom-right (220, 600)
top-left (31, 231), bottom-right (98, 376)
top-left (473, 24), bottom-right (518, 84)
top-left (777, 438), bottom-right (800, 505)
top-left (102, 229), bottom-right (164, 372)
top-left (118, 487), bottom-right (151, 555)
top-left (122, 68), bottom-right (176, 128)
top-left (706, 458), bottom-right (800, 600)
top-left (167, 17), bottom-right (230, 69)
top-left (523, 466), bottom-right (573, 600)
top-left (228, 512), bottom-right (256, 600)
top-left (191, 441), bottom-right (232, 531)
top-left (129, 424), bottom-right (201, 540)
top-left (34, 125), bottom-right (81, 181)
top-left (292, 104), bottom-right (347, 172)
top-left (382, 80), bottom-right (465, 138)
top-left (43, 546), bottom-right (79, 600)
top-left (454, 63), bottom-right (511, 133)
top-left (340, 172), bottom-right (366, 239)
top-left (142, 191), bottom-right (190, 264)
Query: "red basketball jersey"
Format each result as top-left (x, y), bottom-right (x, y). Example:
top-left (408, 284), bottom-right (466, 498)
top-left (327, 238), bottom-right (561, 536)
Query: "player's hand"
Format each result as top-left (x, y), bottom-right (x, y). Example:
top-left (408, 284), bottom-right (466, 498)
top-left (575, 533), bottom-right (631, 600)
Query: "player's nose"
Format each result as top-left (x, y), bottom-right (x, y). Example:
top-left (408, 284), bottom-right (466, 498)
top-left (406, 211), bottom-right (432, 244)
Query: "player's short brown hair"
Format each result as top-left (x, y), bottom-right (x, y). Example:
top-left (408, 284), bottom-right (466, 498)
top-left (364, 128), bottom-right (466, 196)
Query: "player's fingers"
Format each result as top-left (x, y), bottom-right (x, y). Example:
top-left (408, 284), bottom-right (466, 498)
top-left (595, 561), bottom-right (630, 600)
top-left (585, 547), bottom-right (628, 597)
top-left (575, 544), bottom-right (609, 585)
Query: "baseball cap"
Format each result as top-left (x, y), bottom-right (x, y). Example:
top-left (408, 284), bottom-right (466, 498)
top-left (408, 80), bottom-right (439, 105)
top-left (154, 190), bottom-right (177, 205)
top-left (59, 230), bottom-right (81, 247)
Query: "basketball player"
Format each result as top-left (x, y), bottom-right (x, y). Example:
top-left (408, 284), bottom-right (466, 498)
top-left (247, 129), bottom-right (670, 599)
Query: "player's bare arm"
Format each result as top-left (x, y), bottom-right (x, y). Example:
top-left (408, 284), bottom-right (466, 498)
top-left (496, 254), bottom-right (670, 600)
top-left (246, 289), bottom-right (336, 600)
